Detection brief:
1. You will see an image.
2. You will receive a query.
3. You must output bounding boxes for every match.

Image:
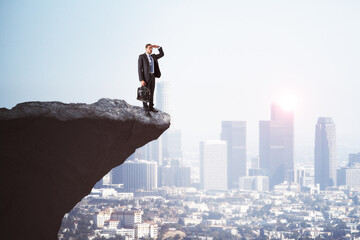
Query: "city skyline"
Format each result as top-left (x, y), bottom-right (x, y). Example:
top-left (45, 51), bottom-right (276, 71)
top-left (111, 108), bottom-right (357, 192)
top-left (142, 79), bottom-right (353, 169)
top-left (2, 2), bottom-right (360, 238)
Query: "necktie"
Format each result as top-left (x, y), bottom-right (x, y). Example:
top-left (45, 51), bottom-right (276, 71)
top-left (149, 55), bottom-right (154, 73)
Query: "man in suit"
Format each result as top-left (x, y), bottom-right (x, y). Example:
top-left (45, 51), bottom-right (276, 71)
top-left (138, 44), bottom-right (164, 112)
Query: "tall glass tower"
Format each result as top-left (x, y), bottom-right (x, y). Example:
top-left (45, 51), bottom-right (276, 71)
top-left (259, 103), bottom-right (294, 189)
top-left (137, 81), bottom-right (172, 165)
top-left (221, 121), bottom-right (246, 189)
top-left (156, 81), bottom-right (172, 115)
top-left (315, 117), bottom-right (337, 190)
top-left (200, 140), bottom-right (227, 190)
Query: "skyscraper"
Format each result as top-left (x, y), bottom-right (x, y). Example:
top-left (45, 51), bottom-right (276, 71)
top-left (271, 103), bottom-right (294, 175)
top-left (338, 153), bottom-right (360, 188)
top-left (156, 81), bottom-right (183, 162)
top-left (122, 160), bottom-right (158, 192)
top-left (140, 80), bottom-right (179, 166)
top-left (337, 167), bottom-right (360, 187)
top-left (156, 81), bottom-right (172, 115)
top-left (220, 121), bottom-right (246, 189)
top-left (158, 159), bottom-right (191, 187)
top-left (137, 81), bottom-right (171, 165)
top-left (162, 129), bottom-right (182, 160)
top-left (200, 140), bottom-right (227, 190)
top-left (315, 117), bottom-right (337, 190)
top-left (259, 103), bottom-right (294, 189)
top-left (112, 153), bottom-right (135, 184)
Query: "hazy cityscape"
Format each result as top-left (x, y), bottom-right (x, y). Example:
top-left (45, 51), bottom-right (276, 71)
top-left (58, 81), bottom-right (360, 240)
top-left (1, 1), bottom-right (360, 240)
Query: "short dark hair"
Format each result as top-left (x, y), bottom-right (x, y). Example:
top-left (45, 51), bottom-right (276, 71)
top-left (145, 43), bottom-right (152, 48)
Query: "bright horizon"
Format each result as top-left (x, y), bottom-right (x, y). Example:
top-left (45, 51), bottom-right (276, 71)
top-left (1, 1), bottom-right (360, 164)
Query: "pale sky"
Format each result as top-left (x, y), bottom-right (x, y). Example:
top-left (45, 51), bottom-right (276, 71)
top-left (1, 1), bottom-right (360, 163)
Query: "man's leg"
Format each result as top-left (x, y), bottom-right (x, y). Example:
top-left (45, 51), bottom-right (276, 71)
top-left (148, 75), bottom-right (156, 109)
top-left (143, 101), bottom-right (148, 109)
top-left (143, 80), bottom-right (149, 109)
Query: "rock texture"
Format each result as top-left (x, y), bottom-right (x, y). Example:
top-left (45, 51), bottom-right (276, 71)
top-left (0, 98), bottom-right (170, 240)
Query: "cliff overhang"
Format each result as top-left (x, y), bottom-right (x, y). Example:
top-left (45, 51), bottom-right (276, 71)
top-left (0, 98), bottom-right (170, 239)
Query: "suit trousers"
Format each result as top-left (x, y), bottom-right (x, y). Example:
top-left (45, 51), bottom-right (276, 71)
top-left (143, 74), bottom-right (156, 109)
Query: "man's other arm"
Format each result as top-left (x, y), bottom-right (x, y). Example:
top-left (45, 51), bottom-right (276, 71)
top-left (138, 55), bottom-right (145, 82)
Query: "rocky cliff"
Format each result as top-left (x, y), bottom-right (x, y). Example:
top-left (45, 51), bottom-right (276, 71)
top-left (0, 98), bottom-right (170, 239)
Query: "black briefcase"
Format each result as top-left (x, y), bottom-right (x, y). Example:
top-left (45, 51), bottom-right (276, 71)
top-left (137, 86), bottom-right (151, 102)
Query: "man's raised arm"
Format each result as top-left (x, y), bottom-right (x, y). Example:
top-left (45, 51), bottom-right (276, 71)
top-left (152, 45), bottom-right (164, 59)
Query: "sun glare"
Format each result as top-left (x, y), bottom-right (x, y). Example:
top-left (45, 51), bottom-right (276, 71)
top-left (278, 94), bottom-right (297, 111)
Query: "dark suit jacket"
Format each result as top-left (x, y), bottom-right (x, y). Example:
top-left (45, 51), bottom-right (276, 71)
top-left (138, 47), bottom-right (164, 82)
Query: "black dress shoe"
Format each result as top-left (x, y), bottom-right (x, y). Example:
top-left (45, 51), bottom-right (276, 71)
top-left (149, 108), bottom-right (158, 113)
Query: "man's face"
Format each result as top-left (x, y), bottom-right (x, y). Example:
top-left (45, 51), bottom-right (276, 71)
top-left (146, 45), bottom-right (153, 55)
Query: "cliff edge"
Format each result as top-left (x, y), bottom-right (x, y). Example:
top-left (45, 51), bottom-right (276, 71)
top-left (0, 98), bottom-right (170, 239)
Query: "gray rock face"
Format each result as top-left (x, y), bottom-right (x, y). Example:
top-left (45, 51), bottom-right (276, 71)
top-left (0, 98), bottom-right (170, 240)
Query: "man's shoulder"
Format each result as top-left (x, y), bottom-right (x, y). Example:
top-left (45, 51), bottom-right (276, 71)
top-left (139, 53), bottom-right (146, 58)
